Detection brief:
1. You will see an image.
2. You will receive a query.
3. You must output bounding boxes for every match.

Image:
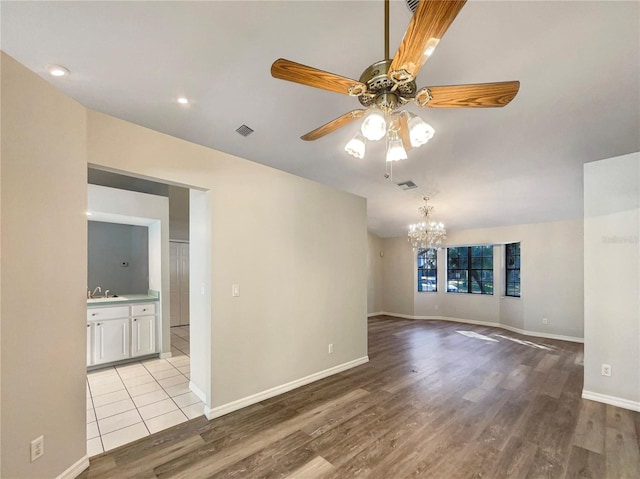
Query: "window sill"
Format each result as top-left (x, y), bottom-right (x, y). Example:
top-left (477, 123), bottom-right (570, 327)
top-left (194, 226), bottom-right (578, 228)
top-left (445, 292), bottom-right (494, 296)
top-left (501, 295), bottom-right (522, 300)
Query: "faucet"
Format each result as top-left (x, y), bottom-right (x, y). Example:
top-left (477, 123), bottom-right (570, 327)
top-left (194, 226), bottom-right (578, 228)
top-left (91, 286), bottom-right (101, 298)
top-left (104, 289), bottom-right (110, 298)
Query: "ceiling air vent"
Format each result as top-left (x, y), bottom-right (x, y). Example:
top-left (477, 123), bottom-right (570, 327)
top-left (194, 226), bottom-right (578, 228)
top-left (235, 124), bottom-right (254, 137)
top-left (396, 180), bottom-right (417, 190)
top-left (405, 0), bottom-right (419, 13)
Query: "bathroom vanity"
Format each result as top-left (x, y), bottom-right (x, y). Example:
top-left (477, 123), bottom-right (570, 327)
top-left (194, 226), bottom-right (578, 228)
top-left (86, 294), bottom-right (160, 368)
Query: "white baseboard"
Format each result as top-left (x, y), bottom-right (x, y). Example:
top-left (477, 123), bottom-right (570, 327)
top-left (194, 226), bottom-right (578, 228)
top-left (159, 351), bottom-right (172, 359)
top-left (378, 312), bottom-right (584, 343)
top-left (56, 455), bottom-right (89, 479)
top-left (498, 323), bottom-right (583, 344)
top-left (582, 390), bottom-right (640, 412)
top-left (189, 381), bottom-right (207, 405)
top-left (205, 356), bottom-right (369, 420)
top-left (367, 311), bottom-right (384, 317)
top-left (378, 312), bottom-right (417, 320)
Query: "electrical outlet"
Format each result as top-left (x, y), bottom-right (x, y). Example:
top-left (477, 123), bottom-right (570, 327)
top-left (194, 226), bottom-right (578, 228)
top-left (328, 343), bottom-right (333, 354)
top-left (601, 364), bottom-right (612, 377)
top-left (30, 435), bottom-right (44, 462)
top-left (542, 317), bottom-right (548, 325)
top-left (434, 305), bottom-right (439, 311)
top-left (232, 284), bottom-right (240, 297)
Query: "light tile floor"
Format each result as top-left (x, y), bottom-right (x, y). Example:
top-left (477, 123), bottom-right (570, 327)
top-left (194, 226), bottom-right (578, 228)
top-left (86, 325), bottom-right (204, 457)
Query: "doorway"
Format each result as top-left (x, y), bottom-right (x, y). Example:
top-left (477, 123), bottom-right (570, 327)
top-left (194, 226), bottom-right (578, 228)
top-left (86, 168), bottom-right (208, 457)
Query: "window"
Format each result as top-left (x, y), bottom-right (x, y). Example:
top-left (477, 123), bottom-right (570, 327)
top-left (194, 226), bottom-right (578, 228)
top-left (417, 248), bottom-right (437, 292)
top-left (447, 245), bottom-right (494, 294)
top-left (505, 242), bottom-right (521, 297)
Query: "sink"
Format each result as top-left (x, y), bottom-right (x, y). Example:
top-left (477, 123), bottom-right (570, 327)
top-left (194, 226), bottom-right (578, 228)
top-left (87, 296), bottom-right (127, 303)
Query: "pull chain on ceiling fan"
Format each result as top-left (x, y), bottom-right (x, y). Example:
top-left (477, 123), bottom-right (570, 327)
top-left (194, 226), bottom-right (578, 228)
top-left (271, 0), bottom-right (520, 163)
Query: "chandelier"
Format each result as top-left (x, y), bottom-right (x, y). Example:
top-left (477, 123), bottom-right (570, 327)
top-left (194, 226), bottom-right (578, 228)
top-left (344, 108), bottom-right (435, 163)
top-left (407, 197), bottom-right (447, 250)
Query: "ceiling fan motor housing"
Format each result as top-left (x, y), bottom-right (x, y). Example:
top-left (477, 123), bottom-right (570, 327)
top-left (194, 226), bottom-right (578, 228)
top-left (358, 60), bottom-right (416, 110)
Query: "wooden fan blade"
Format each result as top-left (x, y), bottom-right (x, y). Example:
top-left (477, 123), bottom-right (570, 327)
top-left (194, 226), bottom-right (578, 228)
top-left (416, 81), bottom-right (520, 108)
top-left (398, 114), bottom-right (414, 152)
top-left (389, 0), bottom-right (467, 82)
top-left (301, 110), bottom-right (367, 141)
top-left (271, 59), bottom-right (367, 96)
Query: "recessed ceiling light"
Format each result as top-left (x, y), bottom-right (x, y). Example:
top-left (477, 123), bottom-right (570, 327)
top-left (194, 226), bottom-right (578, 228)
top-left (177, 97), bottom-right (189, 105)
top-left (47, 65), bottom-right (70, 77)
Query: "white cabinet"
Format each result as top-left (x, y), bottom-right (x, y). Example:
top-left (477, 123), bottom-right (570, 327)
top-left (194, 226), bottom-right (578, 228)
top-left (94, 318), bottom-right (130, 364)
top-left (131, 314), bottom-right (155, 357)
top-left (87, 302), bottom-right (158, 366)
top-left (87, 306), bottom-right (129, 321)
top-left (132, 303), bottom-right (156, 316)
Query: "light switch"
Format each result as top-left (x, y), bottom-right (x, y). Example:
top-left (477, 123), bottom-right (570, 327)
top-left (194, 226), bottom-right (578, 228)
top-left (232, 284), bottom-right (240, 297)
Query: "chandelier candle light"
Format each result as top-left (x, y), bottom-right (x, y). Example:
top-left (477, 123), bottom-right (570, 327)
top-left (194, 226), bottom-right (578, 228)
top-left (408, 197), bottom-right (447, 250)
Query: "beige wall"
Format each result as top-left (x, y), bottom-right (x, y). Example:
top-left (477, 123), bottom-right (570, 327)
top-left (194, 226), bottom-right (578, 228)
top-left (367, 231), bottom-right (383, 314)
top-left (584, 152), bottom-right (639, 408)
top-left (87, 102), bottom-right (368, 409)
top-left (381, 236), bottom-right (415, 316)
top-left (380, 218), bottom-right (584, 340)
top-left (1, 54), bottom-right (368, 477)
top-left (1, 53), bottom-right (88, 478)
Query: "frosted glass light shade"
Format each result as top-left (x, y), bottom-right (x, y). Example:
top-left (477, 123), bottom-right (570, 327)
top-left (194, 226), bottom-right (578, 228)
top-left (386, 131), bottom-right (407, 162)
top-left (361, 109), bottom-right (386, 141)
top-left (345, 132), bottom-right (366, 159)
top-left (408, 114), bottom-right (435, 147)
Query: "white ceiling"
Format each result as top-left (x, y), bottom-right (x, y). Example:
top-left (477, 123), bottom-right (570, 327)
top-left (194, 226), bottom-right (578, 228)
top-left (2, 1), bottom-right (638, 237)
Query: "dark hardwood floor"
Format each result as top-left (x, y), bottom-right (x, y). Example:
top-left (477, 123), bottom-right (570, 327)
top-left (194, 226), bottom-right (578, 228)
top-left (80, 316), bottom-right (640, 478)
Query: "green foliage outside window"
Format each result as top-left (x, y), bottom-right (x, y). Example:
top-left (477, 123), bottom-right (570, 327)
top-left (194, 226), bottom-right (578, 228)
top-left (417, 248), bottom-right (437, 292)
top-left (447, 245), bottom-right (493, 295)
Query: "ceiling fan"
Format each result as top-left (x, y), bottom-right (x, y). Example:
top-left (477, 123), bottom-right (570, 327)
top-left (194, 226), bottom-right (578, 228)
top-left (271, 0), bottom-right (519, 161)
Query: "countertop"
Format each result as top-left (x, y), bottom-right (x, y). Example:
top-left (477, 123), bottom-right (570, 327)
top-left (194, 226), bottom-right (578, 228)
top-left (87, 294), bottom-right (159, 307)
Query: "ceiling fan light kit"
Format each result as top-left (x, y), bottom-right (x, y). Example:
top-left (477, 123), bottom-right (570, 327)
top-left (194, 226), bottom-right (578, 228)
top-left (270, 0), bottom-right (519, 165)
top-left (407, 112), bottom-right (434, 147)
top-left (360, 108), bottom-right (387, 141)
top-left (345, 132), bottom-right (367, 159)
top-left (386, 129), bottom-right (408, 163)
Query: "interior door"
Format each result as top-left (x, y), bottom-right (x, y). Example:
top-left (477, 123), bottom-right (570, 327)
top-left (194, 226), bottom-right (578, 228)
top-left (170, 241), bottom-right (190, 327)
top-left (170, 242), bottom-right (180, 327)
top-left (178, 242), bottom-right (190, 325)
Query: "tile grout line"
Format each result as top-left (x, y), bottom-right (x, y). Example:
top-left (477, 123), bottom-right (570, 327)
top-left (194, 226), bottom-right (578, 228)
top-left (87, 377), bottom-right (104, 452)
top-left (87, 326), bottom-right (195, 456)
top-left (113, 362), bottom-right (152, 440)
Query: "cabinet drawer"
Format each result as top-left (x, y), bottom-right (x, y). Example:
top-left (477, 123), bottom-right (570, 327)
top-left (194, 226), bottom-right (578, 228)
top-left (131, 303), bottom-right (156, 316)
top-left (87, 306), bottom-right (129, 321)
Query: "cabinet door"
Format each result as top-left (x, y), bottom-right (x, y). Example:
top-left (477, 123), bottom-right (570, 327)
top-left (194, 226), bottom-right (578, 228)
top-left (131, 316), bottom-right (156, 357)
top-left (87, 323), bottom-right (94, 367)
top-left (94, 318), bottom-right (130, 364)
